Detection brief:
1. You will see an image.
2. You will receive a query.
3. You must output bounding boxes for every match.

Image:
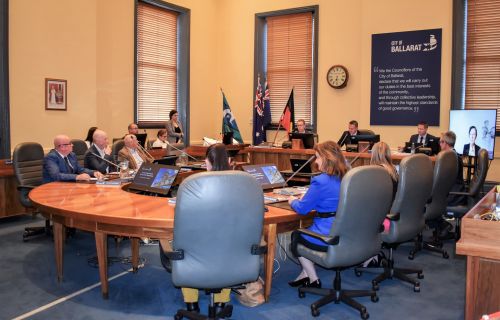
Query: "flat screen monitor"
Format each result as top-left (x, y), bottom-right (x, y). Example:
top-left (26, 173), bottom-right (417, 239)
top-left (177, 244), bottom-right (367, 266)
top-left (154, 156), bottom-right (178, 166)
top-left (129, 163), bottom-right (180, 195)
top-left (290, 158), bottom-right (313, 173)
top-left (134, 133), bottom-right (147, 148)
top-left (450, 109), bottom-right (497, 160)
top-left (289, 132), bottom-right (316, 149)
top-left (349, 134), bottom-right (380, 151)
top-left (242, 164), bottom-right (286, 189)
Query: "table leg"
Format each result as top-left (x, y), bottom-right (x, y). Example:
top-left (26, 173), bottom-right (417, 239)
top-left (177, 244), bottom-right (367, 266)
top-left (264, 223), bottom-right (277, 302)
top-left (53, 222), bottom-right (65, 282)
top-left (131, 238), bottom-right (139, 273)
top-left (95, 231), bottom-right (109, 299)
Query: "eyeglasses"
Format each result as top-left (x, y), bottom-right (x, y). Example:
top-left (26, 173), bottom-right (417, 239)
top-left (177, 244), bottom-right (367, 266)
top-left (57, 143), bottom-right (73, 147)
top-left (439, 140), bottom-right (446, 144)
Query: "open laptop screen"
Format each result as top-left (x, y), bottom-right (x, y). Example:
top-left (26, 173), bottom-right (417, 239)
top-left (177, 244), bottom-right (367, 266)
top-left (290, 158), bottom-right (313, 173)
top-left (242, 164), bottom-right (286, 189)
top-left (129, 163), bottom-right (180, 195)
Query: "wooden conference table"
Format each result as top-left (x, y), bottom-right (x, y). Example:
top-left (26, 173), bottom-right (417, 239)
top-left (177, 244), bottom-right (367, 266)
top-left (29, 181), bottom-right (311, 301)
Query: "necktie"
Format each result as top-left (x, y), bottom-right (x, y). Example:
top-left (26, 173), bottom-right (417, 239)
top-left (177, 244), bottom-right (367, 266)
top-left (418, 136), bottom-right (423, 144)
top-left (64, 157), bottom-right (74, 173)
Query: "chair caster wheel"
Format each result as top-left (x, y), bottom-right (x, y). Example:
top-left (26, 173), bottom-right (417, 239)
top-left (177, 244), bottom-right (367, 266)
top-left (414, 285), bottom-right (420, 293)
top-left (417, 272), bottom-right (424, 279)
top-left (408, 252), bottom-right (415, 260)
top-left (443, 252), bottom-right (449, 259)
top-left (355, 270), bottom-right (362, 277)
top-left (174, 314), bottom-right (183, 320)
top-left (311, 306), bottom-right (320, 317)
top-left (371, 294), bottom-right (379, 302)
top-left (361, 310), bottom-right (369, 319)
top-left (299, 291), bottom-right (305, 298)
top-left (372, 281), bottom-right (379, 291)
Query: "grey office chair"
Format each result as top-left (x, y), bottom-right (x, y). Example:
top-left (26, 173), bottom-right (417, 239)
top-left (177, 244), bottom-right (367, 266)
top-left (446, 148), bottom-right (489, 240)
top-left (165, 171), bottom-right (265, 320)
top-left (292, 166), bottom-right (393, 319)
top-left (355, 154), bottom-right (433, 292)
top-left (409, 150), bottom-right (458, 260)
top-left (12, 142), bottom-right (50, 241)
top-left (70, 139), bottom-right (88, 167)
top-left (111, 139), bottom-right (125, 161)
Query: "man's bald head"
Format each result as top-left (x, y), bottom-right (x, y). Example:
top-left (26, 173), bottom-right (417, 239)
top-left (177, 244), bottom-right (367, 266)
top-left (54, 135), bottom-right (73, 156)
top-left (92, 129), bottom-right (108, 149)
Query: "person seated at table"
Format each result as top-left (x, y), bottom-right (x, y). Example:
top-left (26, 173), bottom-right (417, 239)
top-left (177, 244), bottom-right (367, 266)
top-left (84, 129), bottom-right (115, 174)
top-left (337, 120), bottom-right (359, 147)
top-left (293, 119), bottom-right (311, 134)
top-left (84, 126), bottom-right (97, 148)
top-left (400, 121), bottom-right (439, 154)
top-left (160, 143), bottom-right (231, 314)
top-left (43, 134), bottom-right (104, 183)
top-left (118, 134), bottom-right (154, 170)
top-left (463, 126), bottom-right (481, 157)
top-left (287, 140), bottom-right (348, 288)
top-left (166, 110), bottom-right (184, 143)
top-left (152, 129), bottom-right (168, 148)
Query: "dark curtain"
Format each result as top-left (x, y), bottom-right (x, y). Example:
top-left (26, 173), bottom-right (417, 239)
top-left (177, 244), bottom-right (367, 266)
top-left (0, 0), bottom-right (10, 158)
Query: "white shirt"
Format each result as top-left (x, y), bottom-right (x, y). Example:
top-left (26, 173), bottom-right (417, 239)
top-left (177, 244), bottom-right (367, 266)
top-left (128, 147), bottom-right (144, 168)
top-left (152, 138), bottom-right (167, 148)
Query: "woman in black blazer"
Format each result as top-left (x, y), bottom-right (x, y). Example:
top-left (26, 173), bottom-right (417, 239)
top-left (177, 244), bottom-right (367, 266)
top-left (462, 126), bottom-right (481, 157)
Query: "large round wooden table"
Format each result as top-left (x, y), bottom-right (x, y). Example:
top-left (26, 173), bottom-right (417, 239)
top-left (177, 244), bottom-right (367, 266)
top-left (29, 181), bottom-right (310, 301)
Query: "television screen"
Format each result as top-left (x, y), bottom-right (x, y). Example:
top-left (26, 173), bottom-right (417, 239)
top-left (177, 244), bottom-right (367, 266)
top-left (449, 109), bottom-right (496, 160)
top-left (129, 163), bottom-right (180, 195)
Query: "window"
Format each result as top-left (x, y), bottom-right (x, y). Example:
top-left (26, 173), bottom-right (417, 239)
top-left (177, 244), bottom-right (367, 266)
top-left (255, 6), bottom-right (318, 129)
top-left (464, 0), bottom-right (500, 128)
top-left (135, 0), bottom-right (190, 135)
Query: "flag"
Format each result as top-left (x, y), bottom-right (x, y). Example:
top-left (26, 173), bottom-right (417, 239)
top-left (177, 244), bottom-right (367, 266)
top-left (252, 76), bottom-right (271, 145)
top-left (279, 89), bottom-right (294, 133)
top-left (222, 91), bottom-right (243, 143)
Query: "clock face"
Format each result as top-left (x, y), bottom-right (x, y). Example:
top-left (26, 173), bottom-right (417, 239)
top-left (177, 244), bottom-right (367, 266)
top-left (327, 65), bottom-right (348, 89)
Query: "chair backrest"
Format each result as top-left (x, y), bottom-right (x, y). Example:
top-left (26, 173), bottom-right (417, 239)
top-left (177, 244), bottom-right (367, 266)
top-left (70, 139), bottom-right (88, 166)
top-left (383, 154), bottom-right (433, 244)
top-left (12, 142), bottom-right (45, 207)
top-left (171, 171), bottom-right (265, 289)
top-left (111, 139), bottom-right (125, 160)
top-left (424, 150), bottom-right (458, 221)
top-left (468, 148), bottom-right (488, 198)
top-left (300, 166), bottom-right (392, 268)
top-left (358, 129), bottom-right (375, 135)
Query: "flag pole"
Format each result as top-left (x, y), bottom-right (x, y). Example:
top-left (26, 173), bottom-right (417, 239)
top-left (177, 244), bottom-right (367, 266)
top-left (271, 87), bottom-right (294, 147)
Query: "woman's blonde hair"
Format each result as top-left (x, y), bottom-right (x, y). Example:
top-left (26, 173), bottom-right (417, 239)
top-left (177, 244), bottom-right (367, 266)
top-left (370, 141), bottom-right (398, 181)
top-left (313, 140), bottom-right (348, 178)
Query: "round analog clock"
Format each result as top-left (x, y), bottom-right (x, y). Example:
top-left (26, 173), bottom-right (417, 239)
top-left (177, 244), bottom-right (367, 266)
top-left (327, 65), bottom-right (349, 89)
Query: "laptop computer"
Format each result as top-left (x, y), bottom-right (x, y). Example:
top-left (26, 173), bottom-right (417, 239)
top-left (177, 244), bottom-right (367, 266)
top-left (290, 158), bottom-right (313, 174)
top-left (128, 163), bottom-right (180, 195)
top-left (242, 164), bottom-right (286, 190)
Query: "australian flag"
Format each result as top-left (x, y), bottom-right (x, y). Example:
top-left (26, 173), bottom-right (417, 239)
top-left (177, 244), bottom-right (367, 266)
top-left (222, 91), bottom-right (243, 143)
top-left (253, 76), bottom-right (272, 145)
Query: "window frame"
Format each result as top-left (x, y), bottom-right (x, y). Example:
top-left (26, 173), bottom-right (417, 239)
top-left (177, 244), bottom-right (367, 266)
top-left (254, 6), bottom-right (319, 132)
top-left (134, 0), bottom-right (190, 143)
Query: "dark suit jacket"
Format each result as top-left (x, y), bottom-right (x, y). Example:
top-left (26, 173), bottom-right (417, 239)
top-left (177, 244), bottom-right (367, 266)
top-left (337, 131), bottom-right (358, 147)
top-left (43, 149), bottom-right (95, 183)
top-left (84, 145), bottom-right (115, 174)
top-left (409, 133), bottom-right (439, 155)
top-left (462, 143), bottom-right (481, 157)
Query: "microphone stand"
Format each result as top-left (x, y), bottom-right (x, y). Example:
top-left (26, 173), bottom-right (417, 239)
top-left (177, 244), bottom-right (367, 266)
top-left (338, 131), bottom-right (349, 148)
top-left (165, 141), bottom-right (199, 162)
top-left (349, 144), bottom-right (371, 166)
top-left (283, 155), bottom-right (316, 187)
top-left (90, 152), bottom-right (121, 170)
top-left (137, 143), bottom-right (155, 162)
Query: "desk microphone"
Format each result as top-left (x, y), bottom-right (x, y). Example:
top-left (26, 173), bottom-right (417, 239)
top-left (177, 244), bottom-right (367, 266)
top-left (90, 152), bottom-right (120, 169)
top-left (338, 131), bottom-right (349, 148)
top-left (349, 144), bottom-right (371, 166)
top-left (137, 143), bottom-right (155, 162)
top-left (283, 155), bottom-right (316, 187)
top-left (165, 141), bottom-right (199, 162)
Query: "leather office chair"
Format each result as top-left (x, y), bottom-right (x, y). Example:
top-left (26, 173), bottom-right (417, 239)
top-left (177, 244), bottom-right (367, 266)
top-left (165, 171), bottom-right (265, 320)
top-left (355, 154), bottom-right (433, 292)
top-left (111, 139), bottom-right (125, 161)
top-left (12, 142), bottom-right (50, 241)
top-left (70, 139), bottom-right (88, 167)
top-left (358, 129), bottom-right (375, 135)
top-left (446, 148), bottom-right (489, 240)
top-left (409, 150), bottom-right (457, 260)
top-left (292, 166), bottom-right (393, 319)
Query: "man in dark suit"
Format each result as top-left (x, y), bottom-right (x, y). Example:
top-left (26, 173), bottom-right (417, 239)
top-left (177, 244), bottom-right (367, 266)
top-left (43, 134), bottom-right (103, 183)
top-left (408, 121), bottom-right (439, 155)
top-left (293, 119), bottom-right (312, 134)
top-left (84, 129), bottom-right (116, 174)
top-left (337, 120), bottom-right (359, 147)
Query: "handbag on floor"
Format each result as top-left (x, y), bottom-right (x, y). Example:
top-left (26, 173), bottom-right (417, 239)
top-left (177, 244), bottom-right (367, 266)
top-left (235, 277), bottom-right (265, 307)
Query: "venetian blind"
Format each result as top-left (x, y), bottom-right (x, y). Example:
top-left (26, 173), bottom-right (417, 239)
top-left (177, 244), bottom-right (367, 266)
top-left (465, 0), bottom-right (500, 127)
top-left (266, 12), bottom-right (313, 125)
top-left (137, 3), bottom-right (178, 127)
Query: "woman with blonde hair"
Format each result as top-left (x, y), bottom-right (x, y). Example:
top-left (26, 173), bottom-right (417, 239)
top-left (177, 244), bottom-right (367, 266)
top-left (370, 141), bottom-right (398, 187)
top-left (288, 140), bottom-right (349, 288)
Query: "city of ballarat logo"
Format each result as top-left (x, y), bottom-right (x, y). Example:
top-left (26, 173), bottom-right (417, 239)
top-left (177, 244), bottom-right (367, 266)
top-left (391, 34), bottom-right (437, 53)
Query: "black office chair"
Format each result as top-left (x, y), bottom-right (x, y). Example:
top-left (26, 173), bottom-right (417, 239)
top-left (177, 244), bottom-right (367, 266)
top-left (358, 129), bottom-right (375, 135)
top-left (355, 154), bottom-right (433, 292)
top-left (111, 139), bottom-right (124, 162)
top-left (446, 148), bottom-right (489, 240)
top-left (409, 150), bottom-right (458, 260)
top-left (292, 166), bottom-right (393, 319)
top-left (165, 171), bottom-right (265, 320)
top-left (70, 139), bottom-right (88, 167)
top-left (12, 142), bottom-right (50, 241)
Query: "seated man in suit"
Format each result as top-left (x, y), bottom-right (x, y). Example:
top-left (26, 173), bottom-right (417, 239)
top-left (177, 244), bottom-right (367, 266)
top-left (43, 134), bottom-right (104, 183)
top-left (337, 120), bottom-right (359, 147)
top-left (118, 134), bottom-right (154, 170)
top-left (406, 121), bottom-right (439, 154)
top-left (84, 129), bottom-right (115, 174)
top-left (294, 119), bottom-right (312, 134)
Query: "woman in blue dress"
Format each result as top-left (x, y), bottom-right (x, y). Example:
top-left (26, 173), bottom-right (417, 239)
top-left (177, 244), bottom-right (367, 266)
top-left (288, 140), bottom-right (349, 288)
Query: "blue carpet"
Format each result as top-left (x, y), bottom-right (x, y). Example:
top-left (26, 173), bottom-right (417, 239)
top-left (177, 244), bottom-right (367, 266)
top-left (1, 215), bottom-right (465, 319)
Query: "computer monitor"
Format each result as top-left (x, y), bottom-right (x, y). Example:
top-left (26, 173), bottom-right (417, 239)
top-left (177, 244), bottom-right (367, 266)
top-left (290, 158), bottom-right (313, 173)
top-left (242, 164), bottom-right (286, 189)
top-left (154, 155), bottom-right (178, 166)
top-left (289, 132), bottom-right (316, 149)
top-left (134, 133), bottom-right (147, 148)
top-left (349, 134), bottom-right (380, 151)
top-left (128, 163), bottom-right (180, 195)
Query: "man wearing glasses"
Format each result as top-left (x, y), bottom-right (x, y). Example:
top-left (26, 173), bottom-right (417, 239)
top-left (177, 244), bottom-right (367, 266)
top-left (43, 134), bottom-right (104, 183)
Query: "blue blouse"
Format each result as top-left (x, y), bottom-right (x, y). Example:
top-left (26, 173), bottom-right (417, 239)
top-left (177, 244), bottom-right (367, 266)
top-left (291, 173), bottom-right (341, 246)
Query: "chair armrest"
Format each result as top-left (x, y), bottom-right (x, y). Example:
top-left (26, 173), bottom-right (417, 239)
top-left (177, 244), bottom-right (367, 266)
top-left (449, 191), bottom-right (472, 196)
top-left (164, 249), bottom-right (184, 260)
top-left (386, 212), bottom-right (400, 221)
top-left (295, 228), bottom-right (339, 245)
top-left (251, 244), bottom-right (267, 255)
top-left (17, 185), bottom-right (35, 192)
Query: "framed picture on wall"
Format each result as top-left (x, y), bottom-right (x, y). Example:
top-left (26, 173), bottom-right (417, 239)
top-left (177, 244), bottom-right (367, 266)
top-left (45, 78), bottom-right (67, 111)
